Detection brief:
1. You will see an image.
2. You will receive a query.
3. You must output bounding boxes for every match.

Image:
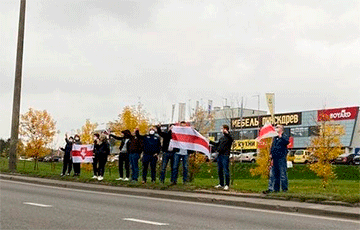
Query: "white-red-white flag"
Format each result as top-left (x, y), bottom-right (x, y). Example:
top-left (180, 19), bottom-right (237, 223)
top-left (71, 144), bottom-right (94, 163)
top-left (169, 126), bottom-right (210, 158)
top-left (255, 123), bottom-right (278, 141)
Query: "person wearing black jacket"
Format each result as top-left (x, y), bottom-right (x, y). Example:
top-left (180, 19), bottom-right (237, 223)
top-left (92, 133), bottom-right (101, 179)
top-left (209, 125), bottom-right (233, 191)
top-left (60, 134), bottom-right (73, 176)
top-left (97, 133), bottom-right (110, 181)
top-left (109, 130), bottom-right (131, 181)
top-left (140, 128), bottom-right (161, 183)
top-left (157, 124), bottom-right (175, 183)
top-left (72, 134), bottom-right (82, 176)
top-left (128, 129), bottom-right (144, 182)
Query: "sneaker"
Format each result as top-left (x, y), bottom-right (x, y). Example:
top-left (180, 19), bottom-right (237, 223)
top-left (262, 189), bottom-right (272, 194)
top-left (116, 177), bottom-right (123, 181)
top-left (60, 174), bottom-right (64, 177)
top-left (123, 178), bottom-right (130, 181)
top-left (141, 180), bottom-right (146, 184)
top-left (92, 175), bottom-right (98, 179)
top-left (223, 185), bottom-right (229, 191)
top-left (214, 184), bottom-right (223, 189)
top-left (97, 176), bottom-right (103, 181)
top-left (66, 173), bottom-right (70, 176)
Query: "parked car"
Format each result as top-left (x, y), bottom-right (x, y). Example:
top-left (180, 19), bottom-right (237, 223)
top-left (287, 150), bottom-right (295, 162)
top-left (43, 155), bottom-right (63, 162)
top-left (293, 150), bottom-right (316, 164)
top-left (353, 155), bottom-right (360, 165)
top-left (230, 151), bottom-right (242, 162)
top-left (333, 153), bottom-right (357, 165)
top-left (239, 152), bottom-right (257, 163)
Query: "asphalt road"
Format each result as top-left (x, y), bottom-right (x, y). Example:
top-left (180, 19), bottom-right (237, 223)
top-left (1, 179), bottom-right (359, 230)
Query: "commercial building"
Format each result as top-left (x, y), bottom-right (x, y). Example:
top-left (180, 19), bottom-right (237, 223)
top-left (209, 106), bottom-right (360, 153)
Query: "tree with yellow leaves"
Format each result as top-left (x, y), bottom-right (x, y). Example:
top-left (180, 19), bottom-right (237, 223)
top-left (250, 138), bottom-right (272, 179)
top-left (110, 104), bottom-right (150, 135)
top-left (188, 107), bottom-right (214, 182)
top-left (78, 119), bottom-right (98, 144)
top-left (19, 108), bottom-right (57, 170)
top-left (307, 117), bottom-right (345, 187)
top-left (190, 107), bottom-right (215, 136)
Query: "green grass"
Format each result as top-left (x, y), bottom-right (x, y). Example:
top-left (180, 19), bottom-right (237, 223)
top-left (1, 157), bottom-right (359, 204)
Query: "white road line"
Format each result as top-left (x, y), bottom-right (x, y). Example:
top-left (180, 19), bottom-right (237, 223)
top-left (23, 202), bottom-right (53, 208)
top-left (3, 179), bottom-right (359, 224)
top-left (123, 218), bottom-right (169, 226)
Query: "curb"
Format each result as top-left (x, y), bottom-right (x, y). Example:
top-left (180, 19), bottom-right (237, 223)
top-left (1, 173), bottom-right (359, 220)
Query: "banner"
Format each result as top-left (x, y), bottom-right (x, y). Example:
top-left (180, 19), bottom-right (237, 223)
top-left (266, 93), bottom-right (275, 119)
top-left (317, 107), bottom-right (359, 121)
top-left (169, 126), bottom-right (210, 158)
top-left (232, 139), bottom-right (257, 150)
top-left (71, 144), bottom-right (94, 163)
top-left (231, 112), bottom-right (302, 129)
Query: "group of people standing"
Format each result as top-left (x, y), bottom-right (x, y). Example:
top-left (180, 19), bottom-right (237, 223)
top-left (60, 122), bottom-right (288, 193)
top-left (109, 121), bottom-right (194, 185)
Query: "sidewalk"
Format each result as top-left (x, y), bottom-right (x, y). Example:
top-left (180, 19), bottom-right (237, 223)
top-left (1, 173), bottom-right (359, 220)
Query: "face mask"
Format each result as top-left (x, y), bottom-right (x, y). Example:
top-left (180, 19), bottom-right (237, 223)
top-left (149, 130), bottom-right (155, 135)
top-left (75, 138), bottom-right (80, 141)
top-left (93, 137), bottom-right (98, 141)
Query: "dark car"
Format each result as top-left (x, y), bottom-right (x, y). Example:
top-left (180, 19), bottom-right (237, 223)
top-left (334, 153), bottom-right (356, 165)
top-left (353, 155), bottom-right (360, 165)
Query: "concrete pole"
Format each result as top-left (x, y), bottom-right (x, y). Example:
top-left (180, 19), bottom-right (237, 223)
top-left (9, 0), bottom-right (26, 172)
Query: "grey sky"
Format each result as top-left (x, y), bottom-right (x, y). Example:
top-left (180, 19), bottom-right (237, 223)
top-left (1, 0), bottom-right (359, 146)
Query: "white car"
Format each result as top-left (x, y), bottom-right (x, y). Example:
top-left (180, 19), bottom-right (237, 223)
top-left (239, 152), bottom-right (258, 163)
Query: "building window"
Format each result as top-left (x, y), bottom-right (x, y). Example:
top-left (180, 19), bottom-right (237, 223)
top-left (290, 127), bottom-right (309, 137)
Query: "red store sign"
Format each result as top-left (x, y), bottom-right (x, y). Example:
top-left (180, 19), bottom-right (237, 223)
top-left (317, 106), bottom-right (359, 121)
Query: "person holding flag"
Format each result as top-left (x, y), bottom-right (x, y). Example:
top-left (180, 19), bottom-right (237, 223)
top-left (259, 124), bottom-right (289, 193)
top-left (209, 125), bottom-right (233, 191)
top-left (168, 121), bottom-right (211, 185)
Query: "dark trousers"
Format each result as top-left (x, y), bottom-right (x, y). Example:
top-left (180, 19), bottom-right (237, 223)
top-left (129, 153), bottom-right (140, 181)
top-left (159, 152), bottom-right (174, 183)
top-left (142, 154), bottom-right (157, 182)
top-left (118, 153), bottom-right (130, 178)
top-left (62, 156), bottom-right (72, 175)
top-left (98, 157), bottom-right (107, 177)
top-left (93, 155), bottom-right (99, 176)
top-left (73, 163), bottom-right (81, 175)
top-left (217, 155), bottom-right (230, 186)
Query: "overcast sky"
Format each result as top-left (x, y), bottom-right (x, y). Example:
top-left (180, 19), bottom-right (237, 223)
top-left (1, 0), bottom-right (359, 146)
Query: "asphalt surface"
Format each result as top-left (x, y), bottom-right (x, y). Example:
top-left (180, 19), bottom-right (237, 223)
top-left (1, 179), bottom-right (359, 229)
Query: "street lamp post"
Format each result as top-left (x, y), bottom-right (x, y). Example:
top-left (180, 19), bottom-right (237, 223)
top-left (9, 0), bottom-right (26, 172)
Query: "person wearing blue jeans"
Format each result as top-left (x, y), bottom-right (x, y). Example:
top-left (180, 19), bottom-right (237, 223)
top-left (171, 152), bottom-right (189, 184)
top-left (217, 154), bottom-right (230, 188)
top-left (264, 125), bottom-right (289, 193)
top-left (209, 125), bottom-right (233, 191)
top-left (160, 151), bottom-right (174, 183)
top-left (129, 153), bottom-right (140, 181)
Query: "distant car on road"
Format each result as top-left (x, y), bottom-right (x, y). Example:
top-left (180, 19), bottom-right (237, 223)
top-left (239, 152), bottom-right (257, 163)
top-left (333, 153), bottom-right (357, 165)
top-left (293, 150), bottom-right (316, 164)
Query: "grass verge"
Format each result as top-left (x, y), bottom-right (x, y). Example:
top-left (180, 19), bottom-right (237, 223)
top-left (1, 157), bottom-right (359, 204)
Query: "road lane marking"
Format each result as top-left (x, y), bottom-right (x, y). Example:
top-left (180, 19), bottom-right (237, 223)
top-left (123, 218), bottom-right (169, 226)
top-left (3, 179), bottom-right (359, 224)
top-left (23, 202), bottom-right (52, 208)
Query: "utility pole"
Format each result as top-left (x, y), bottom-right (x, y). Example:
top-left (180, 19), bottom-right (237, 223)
top-left (9, 0), bottom-right (26, 172)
